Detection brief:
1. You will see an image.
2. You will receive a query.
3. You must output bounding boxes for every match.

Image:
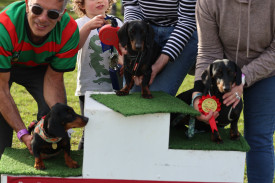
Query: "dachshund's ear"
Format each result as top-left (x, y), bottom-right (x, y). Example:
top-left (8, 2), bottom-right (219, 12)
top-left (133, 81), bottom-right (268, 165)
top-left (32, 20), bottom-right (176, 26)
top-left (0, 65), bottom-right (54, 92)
top-left (117, 22), bottom-right (129, 47)
top-left (201, 63), bottom-right (213, 94)
top-left (234, 62), bottom-right (242, 85)
top-left (145, 22), bottom-right (155, 49)
top-left (45, 110), bottom-right (67, 138)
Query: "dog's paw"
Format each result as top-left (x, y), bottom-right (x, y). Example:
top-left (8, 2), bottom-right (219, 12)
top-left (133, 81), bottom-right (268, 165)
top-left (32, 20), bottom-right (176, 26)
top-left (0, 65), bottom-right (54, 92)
top-left (65, 152), bottom-right (79, 168)
top-left (211, 131), bottom-right (224, 144)
top-left (230, 133), bottom-right (240, 140)
top-left (230, 129), bottom-right (240, 140)
top-left (116, 90), bottom-right (129, 96)
top-left (141, 93), bottom-right (153, 99)
top-left (215, 138), bottom-right (224, 144)
top-left (34, 162), bottom-right (46, 170)
top-left (66, 160), bottom-right (79, 168)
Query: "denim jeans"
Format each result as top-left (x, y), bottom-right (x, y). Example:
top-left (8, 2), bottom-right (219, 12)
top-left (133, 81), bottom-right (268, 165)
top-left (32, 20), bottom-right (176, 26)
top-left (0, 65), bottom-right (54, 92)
top-left (244, 76), bottom-right (275, 183)
top-left (132, 26), bottom-right (198, 96)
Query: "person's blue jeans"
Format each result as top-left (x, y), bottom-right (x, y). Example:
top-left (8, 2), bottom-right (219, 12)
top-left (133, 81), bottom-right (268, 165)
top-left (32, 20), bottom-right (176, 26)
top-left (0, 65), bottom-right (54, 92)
top-left (244, 76), bottom-right (275, 183)
top-left (132, 26), bottom-right (198, 96)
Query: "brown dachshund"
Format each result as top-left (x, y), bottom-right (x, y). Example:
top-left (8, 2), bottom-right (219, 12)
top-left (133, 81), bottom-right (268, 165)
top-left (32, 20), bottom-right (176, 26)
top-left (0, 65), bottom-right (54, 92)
top-left (28, 103), bottom-right (89, 170)
top-left (116, 20), bottom-right (161, 99)
top-left (172, 59), bottom-right (243, 143)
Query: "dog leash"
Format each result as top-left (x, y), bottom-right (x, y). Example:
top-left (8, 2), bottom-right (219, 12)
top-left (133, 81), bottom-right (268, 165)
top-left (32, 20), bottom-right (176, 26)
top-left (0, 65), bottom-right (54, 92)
top-left (129, 51), bottom-right (144, 76)
top-left (187, 93), bottom-right (203, 138)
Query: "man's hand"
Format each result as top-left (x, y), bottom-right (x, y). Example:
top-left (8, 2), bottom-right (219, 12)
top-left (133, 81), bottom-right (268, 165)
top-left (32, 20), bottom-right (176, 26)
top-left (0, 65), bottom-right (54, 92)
top-left (21, 134), bottom-right (33, 155)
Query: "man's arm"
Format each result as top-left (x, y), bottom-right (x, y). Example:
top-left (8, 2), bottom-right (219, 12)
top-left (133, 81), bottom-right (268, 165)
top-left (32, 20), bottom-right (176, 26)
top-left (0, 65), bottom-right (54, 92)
top-left (0, 72), bottom-right (32, 153)
top-left (44, 66), bottom-right (66, 108)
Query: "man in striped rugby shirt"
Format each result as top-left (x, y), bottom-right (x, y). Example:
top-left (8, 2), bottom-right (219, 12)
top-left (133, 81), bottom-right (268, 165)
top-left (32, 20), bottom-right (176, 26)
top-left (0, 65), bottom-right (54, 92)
top-left (0, 0), bottom-right (79, 158)
top-left (122, 0), bottom-right (197, 96)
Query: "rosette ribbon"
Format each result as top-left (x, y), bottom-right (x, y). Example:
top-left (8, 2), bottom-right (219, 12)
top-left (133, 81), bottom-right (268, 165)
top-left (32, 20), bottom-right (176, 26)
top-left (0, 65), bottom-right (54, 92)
top-left (198, 95), bottom-right (221, 133)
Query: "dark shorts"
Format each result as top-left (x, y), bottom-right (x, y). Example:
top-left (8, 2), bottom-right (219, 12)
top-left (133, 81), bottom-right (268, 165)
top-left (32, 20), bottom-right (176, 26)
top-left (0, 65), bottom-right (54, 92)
top-left (0, 65), bottom-right (50, 158)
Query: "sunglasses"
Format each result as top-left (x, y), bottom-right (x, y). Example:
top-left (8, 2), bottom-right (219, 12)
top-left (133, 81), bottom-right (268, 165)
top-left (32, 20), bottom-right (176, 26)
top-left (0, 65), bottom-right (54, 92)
top-left (29, 4), bottom-right (63, 20)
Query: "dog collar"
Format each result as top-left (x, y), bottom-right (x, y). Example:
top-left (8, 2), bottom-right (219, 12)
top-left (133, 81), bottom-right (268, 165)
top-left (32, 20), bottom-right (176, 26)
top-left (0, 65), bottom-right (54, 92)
top-left (34, 118), bottom-right (62, 144)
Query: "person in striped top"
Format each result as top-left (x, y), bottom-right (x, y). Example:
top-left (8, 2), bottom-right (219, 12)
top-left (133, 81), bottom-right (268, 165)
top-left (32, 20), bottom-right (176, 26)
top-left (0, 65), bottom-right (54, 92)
top-left (0, 0), bottom-right (79, 158)
top-left (122, 0), bottom-right (197, 96)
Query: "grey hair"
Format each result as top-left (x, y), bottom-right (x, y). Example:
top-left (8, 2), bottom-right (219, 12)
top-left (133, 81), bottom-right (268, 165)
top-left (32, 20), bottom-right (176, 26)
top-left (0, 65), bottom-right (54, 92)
top-left (61, 0), bottom-right (69, 12)
top-left (28, 0), bottom-right (69, 12)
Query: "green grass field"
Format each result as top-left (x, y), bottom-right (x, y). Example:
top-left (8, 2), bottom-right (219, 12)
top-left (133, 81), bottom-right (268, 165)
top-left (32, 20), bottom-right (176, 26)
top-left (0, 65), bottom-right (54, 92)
top-left (1, 1), bottom-right (275, 182)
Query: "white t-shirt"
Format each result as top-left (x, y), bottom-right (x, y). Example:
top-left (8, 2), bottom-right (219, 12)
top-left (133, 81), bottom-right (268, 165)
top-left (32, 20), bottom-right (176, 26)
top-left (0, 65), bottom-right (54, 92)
top-left (75, 15), bottom-right (123, 96)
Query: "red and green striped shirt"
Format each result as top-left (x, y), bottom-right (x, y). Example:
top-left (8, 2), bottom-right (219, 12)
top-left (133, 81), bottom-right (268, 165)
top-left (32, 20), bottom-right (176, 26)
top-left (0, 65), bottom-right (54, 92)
top-left (0, 1), bottom-right (79, 72)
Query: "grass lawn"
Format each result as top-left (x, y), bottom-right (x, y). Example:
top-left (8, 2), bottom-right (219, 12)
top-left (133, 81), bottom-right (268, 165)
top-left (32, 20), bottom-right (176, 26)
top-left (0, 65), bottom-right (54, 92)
top-left (1, 1), bottom-right (275, 183)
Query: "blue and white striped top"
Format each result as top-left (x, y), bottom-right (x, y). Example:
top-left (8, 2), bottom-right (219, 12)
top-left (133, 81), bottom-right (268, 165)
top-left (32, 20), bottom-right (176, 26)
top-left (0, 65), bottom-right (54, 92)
top-left (122, 0), bottom-right (197, 61)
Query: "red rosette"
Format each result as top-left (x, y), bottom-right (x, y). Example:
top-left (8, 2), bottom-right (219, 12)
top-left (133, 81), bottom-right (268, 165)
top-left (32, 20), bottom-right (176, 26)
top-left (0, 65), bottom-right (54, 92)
top-left (198, 94), bottom-right (221, 133)
top-left (198, 94), bottom-right (221, 115)
top-left (99, 24), bottom-right (122, 55)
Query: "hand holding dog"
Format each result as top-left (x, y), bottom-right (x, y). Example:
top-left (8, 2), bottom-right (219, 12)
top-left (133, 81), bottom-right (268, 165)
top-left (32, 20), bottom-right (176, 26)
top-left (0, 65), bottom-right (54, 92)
top-left (149, 54), bottom-right (170, 85)
top-left (21, 134), bottom-right (33, 155)
top-left (223, 83), bottom-right (244, 108)
top-left (131, 54), bottom-right (169, 86)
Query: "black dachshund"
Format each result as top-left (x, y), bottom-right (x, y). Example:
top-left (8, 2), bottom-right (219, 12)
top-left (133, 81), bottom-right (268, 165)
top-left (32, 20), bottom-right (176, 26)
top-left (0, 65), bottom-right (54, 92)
top-left (116, 20), bottom-right (161, 98)
top-left (172, 59), bottom-right (243, 143)
top-left (28, 103), bottom-right (89, 170)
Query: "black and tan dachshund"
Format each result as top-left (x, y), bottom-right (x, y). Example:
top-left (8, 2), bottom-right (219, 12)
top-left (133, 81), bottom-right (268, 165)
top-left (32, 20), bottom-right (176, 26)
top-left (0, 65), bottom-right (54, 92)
top-left (116, 20), bottom-right (161, 99)
top-left (28, 103), bottom-right (89, 170)
top-left (172, 59), bottom-right (243, 143)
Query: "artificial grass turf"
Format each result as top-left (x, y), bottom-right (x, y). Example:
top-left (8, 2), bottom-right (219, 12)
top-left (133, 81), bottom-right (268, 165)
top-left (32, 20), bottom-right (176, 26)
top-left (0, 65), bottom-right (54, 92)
top-left (90, 91), bottom-right (200, 117)
top-left (91, 91), bottom-right (249, 152)
top-left (0, 130), bottom-right (249, 177)
top-left (0, 148), bottom-right (83, 177)
top-left (169, 127), bottom-right (250, 152)
top-left (0, 92), bottom-right (249, 177)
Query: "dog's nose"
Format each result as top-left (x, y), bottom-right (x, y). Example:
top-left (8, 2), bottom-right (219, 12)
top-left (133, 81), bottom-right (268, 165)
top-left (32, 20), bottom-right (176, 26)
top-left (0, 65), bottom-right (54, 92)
top-left (135, 43), bottom-right (142, 51)
top-left (83, 116), bottom-right (89, 123)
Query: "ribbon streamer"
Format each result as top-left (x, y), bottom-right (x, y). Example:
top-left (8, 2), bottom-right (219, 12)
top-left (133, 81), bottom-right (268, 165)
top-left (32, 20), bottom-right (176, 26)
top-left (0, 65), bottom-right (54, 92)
top-left (198, 95), bottom-right (221, 133)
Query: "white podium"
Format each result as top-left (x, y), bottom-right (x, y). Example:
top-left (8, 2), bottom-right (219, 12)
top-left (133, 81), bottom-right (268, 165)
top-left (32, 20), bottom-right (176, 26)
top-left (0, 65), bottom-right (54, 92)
top-left (82, 91), bottom-right (246, 183)
top-left (1, 91), bottom-right (247, 183)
